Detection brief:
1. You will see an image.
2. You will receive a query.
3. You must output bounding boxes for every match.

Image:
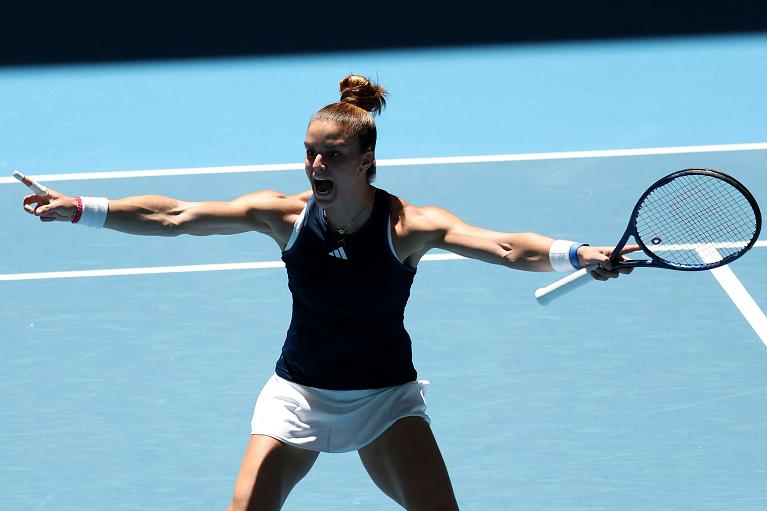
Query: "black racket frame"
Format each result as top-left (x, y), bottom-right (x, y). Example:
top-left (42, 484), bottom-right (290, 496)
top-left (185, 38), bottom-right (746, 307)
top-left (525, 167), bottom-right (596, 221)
top-left (608, 168), bottom-right (761, 271)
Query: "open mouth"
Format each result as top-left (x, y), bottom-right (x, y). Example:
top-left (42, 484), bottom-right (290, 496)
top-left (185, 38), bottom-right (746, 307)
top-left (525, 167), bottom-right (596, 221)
top-left (313, 177), bottom-right (334, 196)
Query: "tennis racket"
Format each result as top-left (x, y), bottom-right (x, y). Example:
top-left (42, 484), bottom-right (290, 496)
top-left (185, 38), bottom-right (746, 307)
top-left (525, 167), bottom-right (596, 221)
top-left (535, 168), bottom-right (761, 305)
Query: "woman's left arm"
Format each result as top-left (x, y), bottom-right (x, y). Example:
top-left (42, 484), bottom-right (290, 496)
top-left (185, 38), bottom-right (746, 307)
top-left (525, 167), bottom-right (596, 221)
top-left (400, 205), bottom-right (636, 279)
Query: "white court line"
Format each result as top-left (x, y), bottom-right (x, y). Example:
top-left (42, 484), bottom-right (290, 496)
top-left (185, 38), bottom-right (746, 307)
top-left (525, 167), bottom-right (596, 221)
top-left (697, 246), bottom-right (767, 347)
top-left (6, 244), bottom-right (765, 346)
top-left (655, 241), bottom-right (767, 251)
top-left (1, 141), bottom-right (766, 184)
top-left (0, 253), bottom-right (466, 282)
top-left (0, 243), bottom-right (764, 282)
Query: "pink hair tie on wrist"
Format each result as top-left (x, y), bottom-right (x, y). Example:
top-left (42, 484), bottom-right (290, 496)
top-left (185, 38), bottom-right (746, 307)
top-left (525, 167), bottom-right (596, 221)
top-left (74, 196), bottom-right (109, 227)
top-left (72, 196), bottom-right (84, 224)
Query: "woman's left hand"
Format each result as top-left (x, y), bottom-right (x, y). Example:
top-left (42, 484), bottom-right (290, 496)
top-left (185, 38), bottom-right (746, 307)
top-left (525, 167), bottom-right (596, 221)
top-left (577, 245), bottom-right (641, 281)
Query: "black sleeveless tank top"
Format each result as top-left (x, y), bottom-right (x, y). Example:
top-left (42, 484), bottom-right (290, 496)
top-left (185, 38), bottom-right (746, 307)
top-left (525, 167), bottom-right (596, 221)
top-left (275, 188), bottom-right (418, 390)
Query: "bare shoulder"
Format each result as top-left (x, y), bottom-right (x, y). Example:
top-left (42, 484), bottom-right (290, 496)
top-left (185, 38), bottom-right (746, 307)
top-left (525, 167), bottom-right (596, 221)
top-left (389, 194), bottom-right (461, 264)
top-left (389, 194), bottom-right (459, 235)
top-left (226, 189), bottom-right (311, 244)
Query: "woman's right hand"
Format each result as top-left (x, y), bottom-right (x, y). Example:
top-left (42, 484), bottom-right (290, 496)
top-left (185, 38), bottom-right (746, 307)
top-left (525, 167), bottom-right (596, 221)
top-left (22, 182), bottom-right (78, 223)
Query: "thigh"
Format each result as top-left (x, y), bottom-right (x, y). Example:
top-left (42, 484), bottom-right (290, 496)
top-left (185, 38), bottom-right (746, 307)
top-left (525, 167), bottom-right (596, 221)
top-left (357, 417), bottom-right (459, 511)
top-left (228, 434), bottom-right (320, 511)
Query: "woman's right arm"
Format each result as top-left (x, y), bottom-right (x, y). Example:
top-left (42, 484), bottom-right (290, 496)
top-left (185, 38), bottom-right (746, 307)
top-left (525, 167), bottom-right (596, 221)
top-left (24, 187), bottom-right (308, 242)
top-left (106, 191), bottom-right (302, 237)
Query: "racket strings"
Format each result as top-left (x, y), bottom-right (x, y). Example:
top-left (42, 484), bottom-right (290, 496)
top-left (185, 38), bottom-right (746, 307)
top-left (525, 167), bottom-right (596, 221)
top-left (635, 174), bottom-right (758, 268)
top-left (648, 178), bottom-right (754, 258)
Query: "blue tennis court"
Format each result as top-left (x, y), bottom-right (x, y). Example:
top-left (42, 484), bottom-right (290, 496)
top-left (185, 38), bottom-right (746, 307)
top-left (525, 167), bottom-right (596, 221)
top-left (2, 34), bottom-right (766, 510)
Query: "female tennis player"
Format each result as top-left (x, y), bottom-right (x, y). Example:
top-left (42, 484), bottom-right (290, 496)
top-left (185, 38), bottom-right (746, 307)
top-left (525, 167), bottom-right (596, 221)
top-left (21, 75), bottom-right (635, 511)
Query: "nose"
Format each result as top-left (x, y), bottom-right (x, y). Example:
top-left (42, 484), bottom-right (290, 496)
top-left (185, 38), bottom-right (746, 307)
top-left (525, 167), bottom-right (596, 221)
top-left (311, 153), bottom-right (325, 170)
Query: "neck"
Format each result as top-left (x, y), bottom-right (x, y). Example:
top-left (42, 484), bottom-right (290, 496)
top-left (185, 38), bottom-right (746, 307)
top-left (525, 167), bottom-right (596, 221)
top-left (323, 186), bottom-right (375, 235)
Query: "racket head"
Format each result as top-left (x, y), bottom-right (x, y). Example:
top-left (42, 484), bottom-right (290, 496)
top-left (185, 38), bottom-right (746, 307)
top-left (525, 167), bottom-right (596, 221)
top-left (622, 168), bottom-right (761, 271)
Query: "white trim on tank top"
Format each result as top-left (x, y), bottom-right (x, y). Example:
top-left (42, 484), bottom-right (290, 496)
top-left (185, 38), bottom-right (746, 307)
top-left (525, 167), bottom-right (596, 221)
top-left (284, 196), bottom-right (313, 252)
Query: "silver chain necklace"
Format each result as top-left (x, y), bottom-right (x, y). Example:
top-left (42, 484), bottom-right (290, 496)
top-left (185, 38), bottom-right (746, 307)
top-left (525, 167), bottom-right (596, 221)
top-left (324, 190), bottom-right (375, 245)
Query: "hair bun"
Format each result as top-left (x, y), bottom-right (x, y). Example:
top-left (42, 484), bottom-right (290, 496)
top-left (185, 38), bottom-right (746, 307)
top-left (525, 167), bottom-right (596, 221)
top-left (339, 75), bottom-right (387, 115)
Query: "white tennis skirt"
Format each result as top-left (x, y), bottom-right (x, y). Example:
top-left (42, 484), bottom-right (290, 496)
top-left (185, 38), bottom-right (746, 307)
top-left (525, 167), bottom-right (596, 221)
top-left (250, 374), bottom-right (431, 453)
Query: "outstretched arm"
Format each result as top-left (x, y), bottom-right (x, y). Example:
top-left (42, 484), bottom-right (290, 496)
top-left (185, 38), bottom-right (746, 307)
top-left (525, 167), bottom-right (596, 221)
top-left (394, 203), bottom-right (637, 279)
top-left (22, 178), bottom-right (308, 244)
top-left (104, 191), bottom-right (303, 239)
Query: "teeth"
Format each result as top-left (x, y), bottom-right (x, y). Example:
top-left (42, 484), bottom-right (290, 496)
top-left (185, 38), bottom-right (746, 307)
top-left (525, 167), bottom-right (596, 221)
top-left (314, 176), bottom-right (334, 195)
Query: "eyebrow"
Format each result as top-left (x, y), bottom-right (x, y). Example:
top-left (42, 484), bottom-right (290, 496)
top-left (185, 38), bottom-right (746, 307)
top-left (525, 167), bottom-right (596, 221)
top-left (303, 141), bottom-right (348, 149)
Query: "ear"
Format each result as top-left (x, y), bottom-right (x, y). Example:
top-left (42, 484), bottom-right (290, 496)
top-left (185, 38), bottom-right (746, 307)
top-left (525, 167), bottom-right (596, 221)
top-left (359, 150), bottom-right (375, 174)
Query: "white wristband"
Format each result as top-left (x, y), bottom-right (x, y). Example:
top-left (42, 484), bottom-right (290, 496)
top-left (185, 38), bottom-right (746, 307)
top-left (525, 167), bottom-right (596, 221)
top-left (78, 197), bottom-right (109, 228)
top-left (549, 239), bottom-right (579, 272)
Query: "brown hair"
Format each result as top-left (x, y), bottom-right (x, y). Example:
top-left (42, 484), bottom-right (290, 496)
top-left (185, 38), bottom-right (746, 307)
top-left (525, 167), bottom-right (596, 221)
top-left (310, 75), bottom-right (387, 182)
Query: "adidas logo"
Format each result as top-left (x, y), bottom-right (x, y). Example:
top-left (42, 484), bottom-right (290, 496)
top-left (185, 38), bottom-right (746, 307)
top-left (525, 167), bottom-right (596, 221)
top-left (328, 247), bottom-right (348, 260)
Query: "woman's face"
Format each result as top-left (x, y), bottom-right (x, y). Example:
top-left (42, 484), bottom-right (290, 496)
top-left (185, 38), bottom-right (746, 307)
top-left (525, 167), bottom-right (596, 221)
top-left (304, 120), bottom-right (373, 207)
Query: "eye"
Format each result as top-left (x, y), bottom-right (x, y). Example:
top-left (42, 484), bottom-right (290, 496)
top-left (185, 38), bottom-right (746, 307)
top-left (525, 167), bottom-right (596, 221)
top-left (305, 148), bottom-right (316, 159)
top-left (328, 151), bottom-right (341, 159)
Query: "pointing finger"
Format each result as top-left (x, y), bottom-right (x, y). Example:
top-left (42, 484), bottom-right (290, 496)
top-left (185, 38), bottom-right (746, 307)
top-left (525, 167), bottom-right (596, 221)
top-left (13, 170), bottom-right (49, 196)
top-left (619, 244), bottom-right (642, 254)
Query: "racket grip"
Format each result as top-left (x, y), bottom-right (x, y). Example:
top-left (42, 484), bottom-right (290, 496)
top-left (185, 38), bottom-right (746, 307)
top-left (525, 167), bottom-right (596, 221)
top-left (534, 266), bottom-right (594, 305)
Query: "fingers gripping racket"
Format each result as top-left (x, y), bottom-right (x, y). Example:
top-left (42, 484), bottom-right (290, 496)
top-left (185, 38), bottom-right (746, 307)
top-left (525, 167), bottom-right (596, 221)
top-left (535, 169), bottom-right (762, 305)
